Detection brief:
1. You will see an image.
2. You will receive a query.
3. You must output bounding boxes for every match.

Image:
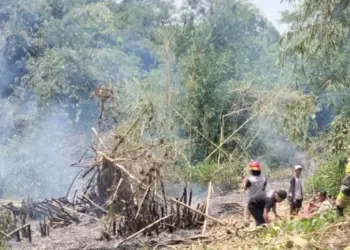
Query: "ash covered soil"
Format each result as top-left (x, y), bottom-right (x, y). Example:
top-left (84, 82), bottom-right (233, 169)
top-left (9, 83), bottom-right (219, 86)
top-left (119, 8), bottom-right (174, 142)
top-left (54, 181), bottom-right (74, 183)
top-left (8, 181), bottom-right (288, 250)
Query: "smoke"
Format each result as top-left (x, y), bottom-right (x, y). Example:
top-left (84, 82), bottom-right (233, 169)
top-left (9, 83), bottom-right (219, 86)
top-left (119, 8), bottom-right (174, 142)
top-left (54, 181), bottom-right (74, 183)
top-left (0, 97), bottom-right (93, 199)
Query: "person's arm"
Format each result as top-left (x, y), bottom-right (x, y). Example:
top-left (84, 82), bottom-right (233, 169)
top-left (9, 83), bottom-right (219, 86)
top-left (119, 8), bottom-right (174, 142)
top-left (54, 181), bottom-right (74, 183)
top-left (264, 199), bottom-right (274, 224)
top-left (263, 178), bottom-right (267, 192)
top-left (263, 208), bottom-right (270, 224)
top-left (272, 204), bottom-right (281, 219)
top-left (290, 177), bottom-right (296, 201)
top-left (244, 178), bottom-right (251, 191)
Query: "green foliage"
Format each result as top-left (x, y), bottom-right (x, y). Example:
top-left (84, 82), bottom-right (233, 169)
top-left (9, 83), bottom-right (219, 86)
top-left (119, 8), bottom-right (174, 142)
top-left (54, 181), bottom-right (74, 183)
top-left (280, 0), bottom-right (350, 197)
top-left (175, 0), bottom-right (290, 163)
top-left (306, 103), bottom-right (350, 196)
top-left (183, 161), bottom-right (243, 187)
top-left (0, 0), bottom-right (301, 196)
top-left (280, 94), bottom-right (317, 149)
top-left (307, 152), bottom-right (347, 196)
top-left (261, 210), bottom-right (339, 240)
top-left (24, 48), bottom-right (96, 104)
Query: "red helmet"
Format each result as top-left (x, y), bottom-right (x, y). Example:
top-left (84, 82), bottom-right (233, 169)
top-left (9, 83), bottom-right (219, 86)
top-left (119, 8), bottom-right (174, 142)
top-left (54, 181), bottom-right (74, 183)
top-left (248, 160), bottom-right (261, 171)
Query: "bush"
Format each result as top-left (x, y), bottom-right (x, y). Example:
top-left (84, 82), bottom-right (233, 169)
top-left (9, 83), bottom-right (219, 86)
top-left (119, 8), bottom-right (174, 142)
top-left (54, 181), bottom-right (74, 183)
top-left (0, 210), bottom-right (11, 250)
top-left (306, 151), bottom-right (347, 196)
top-left (183, 161), bottom-right (243, 189)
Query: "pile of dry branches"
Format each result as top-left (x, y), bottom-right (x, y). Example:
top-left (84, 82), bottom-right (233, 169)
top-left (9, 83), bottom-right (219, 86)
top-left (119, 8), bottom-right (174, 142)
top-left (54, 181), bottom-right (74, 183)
top-left (0, 86), bottom-right (227, 247)
top-left (3, 197), bottom-right (79, 228)
top-left (65, 86), bottom-right (222, 244)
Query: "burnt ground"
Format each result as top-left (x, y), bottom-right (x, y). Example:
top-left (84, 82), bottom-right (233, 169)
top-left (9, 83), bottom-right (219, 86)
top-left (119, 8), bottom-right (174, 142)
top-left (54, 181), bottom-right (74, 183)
top-left (7, 181), bottom-right (288, 250)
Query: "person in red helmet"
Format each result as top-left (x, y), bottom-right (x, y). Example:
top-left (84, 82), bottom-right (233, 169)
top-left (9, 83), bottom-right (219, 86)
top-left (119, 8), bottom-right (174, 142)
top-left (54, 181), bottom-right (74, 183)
top-left (242, 160), bottom-right (267, 225)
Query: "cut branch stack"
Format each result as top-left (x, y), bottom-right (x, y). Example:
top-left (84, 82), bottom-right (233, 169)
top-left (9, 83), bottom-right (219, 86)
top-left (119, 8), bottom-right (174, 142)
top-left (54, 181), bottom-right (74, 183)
top-left (2, 197), bottom-right (80, 229)
top-left (65, 87), bottom-right (220, 241)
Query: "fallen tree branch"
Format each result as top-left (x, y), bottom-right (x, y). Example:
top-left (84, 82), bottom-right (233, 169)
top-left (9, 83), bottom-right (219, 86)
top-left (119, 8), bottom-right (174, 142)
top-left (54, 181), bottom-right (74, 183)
top-left (6, 223), bottom-right (30, 238)
top-left (114, 215), bottom-right (172, 248)
top-left (82, 195), bottom-right (107, 214)
top-left (169, 198), bottom-right (226, 226)
top-left (61, 205), bottom-right (101, 222)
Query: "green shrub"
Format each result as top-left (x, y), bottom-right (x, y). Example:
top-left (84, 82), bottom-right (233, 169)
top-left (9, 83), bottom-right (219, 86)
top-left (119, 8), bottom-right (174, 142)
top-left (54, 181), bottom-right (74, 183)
top-left (183, 161), bottom-right (243, 188)
top-left (306, 151), bottom-right (347, 196)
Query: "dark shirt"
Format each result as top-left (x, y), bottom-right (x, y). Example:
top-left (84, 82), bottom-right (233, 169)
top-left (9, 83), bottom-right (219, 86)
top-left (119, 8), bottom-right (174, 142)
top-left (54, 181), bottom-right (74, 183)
top-left (264, 192), bottom-right (277, 212)
top-left (249, 191), bottom-right (277, 212)
top-left (289, 176), bottom-right (303, 201)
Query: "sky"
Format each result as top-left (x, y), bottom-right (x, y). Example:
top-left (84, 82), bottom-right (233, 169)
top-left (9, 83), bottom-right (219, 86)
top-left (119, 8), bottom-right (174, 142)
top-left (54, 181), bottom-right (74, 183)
top-left (174, 0), bottom-right (293, 34)
top-left (251, 0), bottom-right (293, 33)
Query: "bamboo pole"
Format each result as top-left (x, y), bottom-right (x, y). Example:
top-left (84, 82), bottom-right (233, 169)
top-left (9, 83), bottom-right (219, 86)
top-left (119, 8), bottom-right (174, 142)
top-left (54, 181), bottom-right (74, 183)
top-left (202, 182), bottom-right (212, 235)
top-left (169, 197), bottom-right (225, 226)
top-left (82, 195), bottom-right (107, 213)
top-left (114, 215), bottom-right (172, 248)
top-left (205, 92), bottom-right (282, 161)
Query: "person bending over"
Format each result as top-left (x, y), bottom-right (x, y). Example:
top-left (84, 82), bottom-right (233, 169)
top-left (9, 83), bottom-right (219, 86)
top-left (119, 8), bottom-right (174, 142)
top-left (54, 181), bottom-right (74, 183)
top-left (248, 190), bottom-right (287, 226)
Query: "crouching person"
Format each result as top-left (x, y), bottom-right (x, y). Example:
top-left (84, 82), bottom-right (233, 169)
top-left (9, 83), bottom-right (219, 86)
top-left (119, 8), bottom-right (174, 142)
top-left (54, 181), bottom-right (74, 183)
top-left (336, 158), bottom-right (350, 216)
top-left (248, 190), bottom-right (287, 226)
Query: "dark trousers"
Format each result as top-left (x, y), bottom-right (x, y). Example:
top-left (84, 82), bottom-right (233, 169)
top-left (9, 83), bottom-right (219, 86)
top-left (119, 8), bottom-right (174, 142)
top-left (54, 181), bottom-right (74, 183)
top-left (290, 199), bottom-right (303, 214)
top-left (248, 200), bottom-right (265, 226)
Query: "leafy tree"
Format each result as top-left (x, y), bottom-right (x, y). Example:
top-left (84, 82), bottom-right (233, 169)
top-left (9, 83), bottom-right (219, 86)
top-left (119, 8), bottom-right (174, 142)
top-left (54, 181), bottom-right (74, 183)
top-left (175, 0), bottom-right (293, 164)
top-left (280, 0), bottom-right (350, 194)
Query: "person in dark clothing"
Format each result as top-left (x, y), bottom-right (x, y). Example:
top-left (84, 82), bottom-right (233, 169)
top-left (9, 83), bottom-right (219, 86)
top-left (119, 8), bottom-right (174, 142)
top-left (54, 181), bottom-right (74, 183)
top-left (248, 190), bottom-right (287, 226)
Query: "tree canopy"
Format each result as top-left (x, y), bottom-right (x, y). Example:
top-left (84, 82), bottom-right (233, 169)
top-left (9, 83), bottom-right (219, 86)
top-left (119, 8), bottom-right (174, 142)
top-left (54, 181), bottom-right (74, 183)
top-left (0, 0), bottom-right (313, 197)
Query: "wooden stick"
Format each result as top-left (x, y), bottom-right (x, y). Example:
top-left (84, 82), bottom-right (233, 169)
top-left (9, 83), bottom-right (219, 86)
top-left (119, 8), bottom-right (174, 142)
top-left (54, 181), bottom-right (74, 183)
top-left (112, 104), bottom-right (152, 153)
top-left (205, 93), bottom-right (281, 161)
top-left (61, 205), bottom-right (101, 222)
top-left (135, 186), bottom-right (150, 219)
top-left (82, 195), bottom-right (107, 213)
top-left (6, 223), bottom-right (30, 238)
top-left (65, 169), bottom-right (84, 198)
top-left (169, 198), bottom-right (225, 226)
top-left (202, 181), bottom-right (212, 235)
top-left (97, 153), bottom-right (166, 202)
top-left (114, 215), bottom-right (172, 248)
top-left (91, 127), bottom-right (107, 148)
top-left (27, 224), bottom-right (32, 243)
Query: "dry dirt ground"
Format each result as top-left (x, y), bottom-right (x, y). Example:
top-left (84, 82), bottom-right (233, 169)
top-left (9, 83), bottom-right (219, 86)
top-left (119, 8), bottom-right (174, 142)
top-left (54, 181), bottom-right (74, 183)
top-left (7, 181), bottom-right (289, 250)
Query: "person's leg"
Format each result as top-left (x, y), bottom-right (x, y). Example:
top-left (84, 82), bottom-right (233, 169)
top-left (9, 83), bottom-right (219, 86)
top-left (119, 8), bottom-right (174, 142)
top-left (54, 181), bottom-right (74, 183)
top-left (336, 206), bottom-right (344, 216)
top-left (248, 201), bottom-right (265, 226)
top-left (256, 205), bottom-right (265, 226)
top-left (296, 199), bottom-right (303, 214)
top-left (336, 194), bottom-right (346, 216)
top-left (290, 201), bottom-right (296, 215)
top-left (305, 203), bottom-right (311, 213)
